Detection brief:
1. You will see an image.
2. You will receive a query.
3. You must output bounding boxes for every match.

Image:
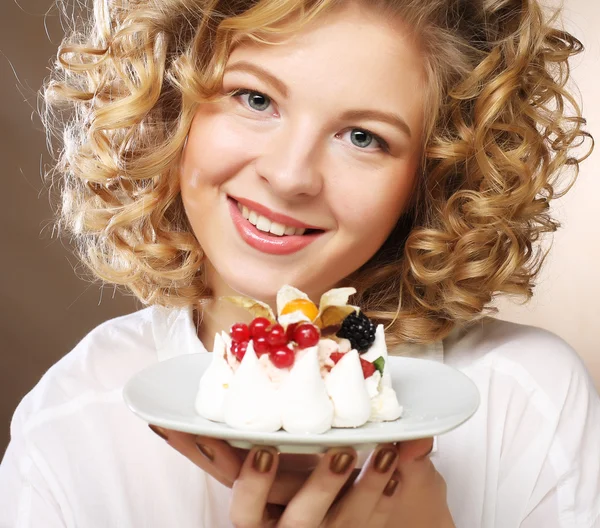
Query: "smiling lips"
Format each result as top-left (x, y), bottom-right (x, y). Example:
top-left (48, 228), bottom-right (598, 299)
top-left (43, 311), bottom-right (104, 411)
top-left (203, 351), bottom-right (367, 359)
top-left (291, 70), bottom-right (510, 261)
top-left (238, 202), bottom-right (308, 236)
top-left (228, 197), bottom-right (324, 255)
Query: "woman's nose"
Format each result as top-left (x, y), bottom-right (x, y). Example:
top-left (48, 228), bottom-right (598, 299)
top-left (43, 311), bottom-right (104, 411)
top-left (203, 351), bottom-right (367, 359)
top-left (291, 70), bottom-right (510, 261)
top-left (254, 120), bottom-right (324, 199)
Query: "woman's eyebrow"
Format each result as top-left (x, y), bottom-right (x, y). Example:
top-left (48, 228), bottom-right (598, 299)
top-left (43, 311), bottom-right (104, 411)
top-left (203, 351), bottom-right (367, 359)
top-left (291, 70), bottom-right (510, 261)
top-left (224, 61), bottom-right (412, 139)
top-left (340, 109), bottom-right (412, 139)
top-left (224, 61), bottom-right (289, 97)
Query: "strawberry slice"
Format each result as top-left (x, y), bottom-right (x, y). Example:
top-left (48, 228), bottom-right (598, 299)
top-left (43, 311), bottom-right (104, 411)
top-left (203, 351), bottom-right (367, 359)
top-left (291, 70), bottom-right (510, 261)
top-left (329, 352), bottom-right (375, 379)
top-left (360, 357), bottom-right (376, 378)
top-left (330, 352), bottom-right (345, 364)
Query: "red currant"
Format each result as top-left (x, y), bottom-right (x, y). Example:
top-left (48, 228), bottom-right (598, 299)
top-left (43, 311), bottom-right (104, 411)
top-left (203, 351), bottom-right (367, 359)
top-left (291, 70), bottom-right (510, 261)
top-left (286, 322), bottom-right (299, 342)
top-left (234, 341), bottom-right (248, 362)
top-left (253, 337), bottom-right (270, 356)
top-left (293, 323), bottom-right (320, 348)
top-left (249, 317), bottom-right (271, 339)
top-left (269, 345), bottom-right (295, 369)
top-left (230, 323), bottom-right (250, 343)
top-left (267, 324), bottom-right (288, 347)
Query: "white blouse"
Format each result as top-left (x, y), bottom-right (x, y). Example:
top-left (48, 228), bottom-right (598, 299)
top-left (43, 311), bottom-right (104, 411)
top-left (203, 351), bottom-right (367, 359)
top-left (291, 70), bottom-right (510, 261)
top-left (1, 306), bottom-right (599, 527)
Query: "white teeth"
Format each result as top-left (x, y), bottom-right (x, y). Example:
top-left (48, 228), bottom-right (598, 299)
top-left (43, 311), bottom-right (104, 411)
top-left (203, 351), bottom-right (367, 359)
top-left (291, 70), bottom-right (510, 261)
top-left (237, 201), bottom-right (311, 237)
top-left (270, 222), bottom-right (286, 236)
top-left (256, 215), bottom-right (271, 233)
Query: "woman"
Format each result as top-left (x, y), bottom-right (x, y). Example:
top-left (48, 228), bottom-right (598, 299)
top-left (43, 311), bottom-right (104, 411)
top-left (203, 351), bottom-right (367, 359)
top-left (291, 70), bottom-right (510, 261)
top-left (1, 0), bottom-right (598, 526)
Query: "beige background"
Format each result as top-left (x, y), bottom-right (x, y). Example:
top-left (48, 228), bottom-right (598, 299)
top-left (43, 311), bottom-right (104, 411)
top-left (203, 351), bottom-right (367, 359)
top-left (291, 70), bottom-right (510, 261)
top-left (1, 0), bottom-right (598, 457)
top-left (496, 0), bottom-right (600, 389)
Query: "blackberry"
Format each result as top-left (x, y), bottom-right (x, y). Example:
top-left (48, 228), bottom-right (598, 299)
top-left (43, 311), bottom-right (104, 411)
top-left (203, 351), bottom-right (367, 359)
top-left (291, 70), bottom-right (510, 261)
top-left (336, 311), bottom-right (376, 353)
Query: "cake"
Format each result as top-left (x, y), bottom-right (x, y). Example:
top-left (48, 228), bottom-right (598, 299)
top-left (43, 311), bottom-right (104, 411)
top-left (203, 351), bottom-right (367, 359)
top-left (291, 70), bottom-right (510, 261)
top-left (195, 285), bottom-right (403, 434)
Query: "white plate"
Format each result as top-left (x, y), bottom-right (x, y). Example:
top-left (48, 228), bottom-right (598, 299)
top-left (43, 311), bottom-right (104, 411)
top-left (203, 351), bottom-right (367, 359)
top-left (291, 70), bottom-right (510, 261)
top-left (124, 353), bottom-right (480, 453)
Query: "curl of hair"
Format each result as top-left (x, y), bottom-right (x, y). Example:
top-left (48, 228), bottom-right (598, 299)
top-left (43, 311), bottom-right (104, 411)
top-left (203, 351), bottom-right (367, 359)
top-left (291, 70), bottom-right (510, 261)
top-left (42, 0), bottom-right (593, 345)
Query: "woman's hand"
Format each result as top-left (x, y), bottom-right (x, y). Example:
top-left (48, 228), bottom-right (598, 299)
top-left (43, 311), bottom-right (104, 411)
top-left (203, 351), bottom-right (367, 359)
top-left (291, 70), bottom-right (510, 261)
top-left (386, 440), bottom-right (455, 528)
top-left (150, 426), bottom-right (454, 527)
top-left (227, 443), bottom-right (403, 527)
top-left (152, 426), bottom-right (327, 504)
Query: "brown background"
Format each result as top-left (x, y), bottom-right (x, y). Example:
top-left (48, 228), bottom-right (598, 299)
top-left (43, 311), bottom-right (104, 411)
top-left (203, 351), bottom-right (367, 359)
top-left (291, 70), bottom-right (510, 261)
top-left (1, 0), bottom-right (598, 459)
top-left (0, 0), bottom-right (136, 456)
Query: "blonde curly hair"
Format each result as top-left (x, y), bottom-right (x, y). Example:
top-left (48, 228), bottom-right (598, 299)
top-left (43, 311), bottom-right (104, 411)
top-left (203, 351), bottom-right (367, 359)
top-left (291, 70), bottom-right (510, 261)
top-left (43, 0), bottom-right (592, 345)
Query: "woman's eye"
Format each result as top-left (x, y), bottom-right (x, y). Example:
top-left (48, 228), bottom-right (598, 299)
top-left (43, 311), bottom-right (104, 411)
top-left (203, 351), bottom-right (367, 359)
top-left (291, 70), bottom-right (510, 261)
top-left (342, 128), bottom-right (389, 152)
top-left (233, 90), bottom-right (273, 112)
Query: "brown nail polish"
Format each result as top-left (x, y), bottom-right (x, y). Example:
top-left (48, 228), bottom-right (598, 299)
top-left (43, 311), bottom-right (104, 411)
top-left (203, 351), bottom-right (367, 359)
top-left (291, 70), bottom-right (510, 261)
top-left (253, 449), bottom-right (274, 473)
top-left (148, 424), bottom-right (168, 441)
top-left (374, 447), bottom-right (398, 473)
top-left (383, 473), bottom-right (400, 496)
top-left (330, 452), bottom-right (355, 474)
top-left (195, 442), bottom-right (215, 462)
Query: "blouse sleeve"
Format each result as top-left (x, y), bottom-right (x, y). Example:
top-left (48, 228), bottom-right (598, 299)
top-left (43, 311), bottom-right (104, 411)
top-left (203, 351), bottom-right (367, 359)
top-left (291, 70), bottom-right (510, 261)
top-left (517, 348), bottom-right (600, 528)
top-left (0, 401), bottom-right (69, 528)
top-left (441, 320), bottom-right (600, 528)
top-left (483, 325), bottom-right (600, 528)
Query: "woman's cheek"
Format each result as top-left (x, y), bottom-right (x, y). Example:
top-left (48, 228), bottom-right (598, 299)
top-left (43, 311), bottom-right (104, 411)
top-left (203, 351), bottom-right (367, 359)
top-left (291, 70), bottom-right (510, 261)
top-left (184, 113), bottom-right (264, 187)
top-left (339, 175), bottom-right (415, 246)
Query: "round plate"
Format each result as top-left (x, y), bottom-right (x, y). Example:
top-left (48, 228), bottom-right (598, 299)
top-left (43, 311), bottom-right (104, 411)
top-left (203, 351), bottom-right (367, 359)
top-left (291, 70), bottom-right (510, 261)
top-left (124, 353), bottom-right (480, 453)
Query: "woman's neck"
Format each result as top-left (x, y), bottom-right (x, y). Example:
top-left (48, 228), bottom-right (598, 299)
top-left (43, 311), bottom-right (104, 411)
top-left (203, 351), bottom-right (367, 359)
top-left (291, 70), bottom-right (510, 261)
top-left (195, 263), bottom-right (275, 349)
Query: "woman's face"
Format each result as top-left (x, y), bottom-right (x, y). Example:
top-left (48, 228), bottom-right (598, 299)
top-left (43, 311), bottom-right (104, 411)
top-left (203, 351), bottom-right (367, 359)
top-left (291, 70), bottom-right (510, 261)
top-left (180, 3), bottom-right (426, 304)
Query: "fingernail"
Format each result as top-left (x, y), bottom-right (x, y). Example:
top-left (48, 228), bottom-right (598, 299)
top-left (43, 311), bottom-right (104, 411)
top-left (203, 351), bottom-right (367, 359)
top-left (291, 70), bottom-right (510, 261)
top-left (383, 472), bottom-right (400, 496)
top-left (148, 424), bottom-right (168, 441)
top-left (330, 451), bottom-right (355, 475)
top-left (253, 449), bottom-right (274, 473)
top-left (374, 447), bottom-right (398, 473)
top-left (195, 442), bottom-right (215, 462)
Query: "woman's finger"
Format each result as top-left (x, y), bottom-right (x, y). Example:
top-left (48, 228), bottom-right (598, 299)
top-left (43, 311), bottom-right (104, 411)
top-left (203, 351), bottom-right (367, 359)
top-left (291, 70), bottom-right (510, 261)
top-left (367, 469), bottom-right (402, 528)
top-left (229, 446), bottom-right (279, 528)
top-left (328, 444), bottom-right (398, 527)
top-left (396, 437), bottom-right (434, 463)
top-left (232, 449), bottom-right (322, 505)
top-left (277, 448), bottom-right (357, 527)
top-left (150, 426), bottom-right (242, 488)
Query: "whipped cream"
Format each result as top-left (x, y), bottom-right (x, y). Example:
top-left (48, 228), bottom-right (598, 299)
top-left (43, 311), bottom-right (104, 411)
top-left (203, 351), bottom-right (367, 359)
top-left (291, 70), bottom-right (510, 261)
top-left (370, 385), bottom-right (404, 422)
top-left (326, 349), bottom-right (372, 427)
top-left (195, 292), bottom-right (403, 433)
top-left (362, 325), bottom-right (403, 422)
top-left (223, 341), bottom-right (282, 432)
top-left (194, 333), bottom-right (233, 422)
top-left (281, 346), bottom-right (334, 434)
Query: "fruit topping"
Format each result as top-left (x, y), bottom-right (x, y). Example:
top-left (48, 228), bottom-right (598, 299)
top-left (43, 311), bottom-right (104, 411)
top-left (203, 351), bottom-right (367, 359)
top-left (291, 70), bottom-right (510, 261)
top-left (373, 356), bottom-right (385, 375)
top-left (269, 345), bottom-right (295, 368)
top-left (230, 323), bottom-right (250, 343)
top-left (249, 317), bottom-right (271, 339)
top-left (266, 324), bottom-right (288, 347)
top-left (330, 352), bottom-right (345, 365)
top-left (231, 341), bottom-right (248, 362)
top-left (281, 299), bottom-right (319, 321)
top-left (360, 357), bottom-right (376, 378)
top-left (293, 323), bottom-right (320, 348)
top-left (329, 351), bottom-right (376, 378)
top-left (286, 322), bottom-right (300, 342)
top-left (336, 311), bottom-right (376, 353)
top-left (254, 336), bottom-right (270, 356)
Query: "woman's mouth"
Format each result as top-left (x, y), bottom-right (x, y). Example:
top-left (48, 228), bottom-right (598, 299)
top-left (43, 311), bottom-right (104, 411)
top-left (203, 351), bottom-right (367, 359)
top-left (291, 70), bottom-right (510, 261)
top-left (228, 197), bottom-right (325, 256)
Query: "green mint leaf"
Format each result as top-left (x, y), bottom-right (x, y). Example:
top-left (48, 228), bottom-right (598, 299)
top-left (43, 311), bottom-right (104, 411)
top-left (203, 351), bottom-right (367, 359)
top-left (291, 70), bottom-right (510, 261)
top-left (373, 356), bottom-right (385, 375)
